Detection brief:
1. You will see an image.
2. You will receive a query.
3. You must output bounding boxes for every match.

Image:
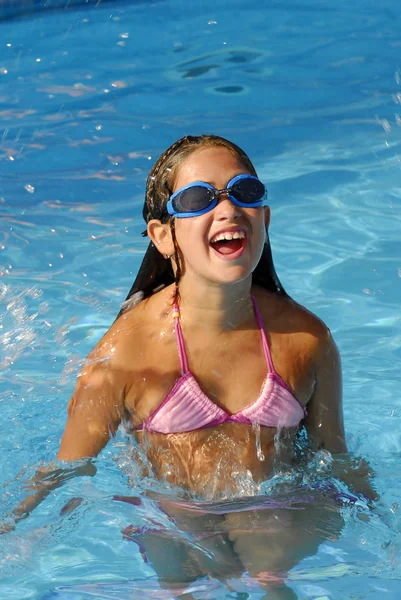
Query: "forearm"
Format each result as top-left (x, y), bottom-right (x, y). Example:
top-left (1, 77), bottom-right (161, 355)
top-left (10, 461), bottom-right (97, 524)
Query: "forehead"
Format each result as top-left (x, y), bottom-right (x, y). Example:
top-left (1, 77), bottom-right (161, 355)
top-left (173, 146), bottom-right (249, 190)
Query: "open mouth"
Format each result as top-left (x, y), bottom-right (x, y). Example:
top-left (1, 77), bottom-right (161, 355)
top-left (209, 230), bottom-right (246, 256)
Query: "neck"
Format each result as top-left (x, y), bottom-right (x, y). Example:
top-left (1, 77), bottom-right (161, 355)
top-left (174, 275), bottom-right (255, 331)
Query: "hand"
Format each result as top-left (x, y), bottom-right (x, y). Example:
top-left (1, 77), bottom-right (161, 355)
top-left (330, 453), bottom-right (379, 504)
top-left (0, 517), bottom-right (16, 535)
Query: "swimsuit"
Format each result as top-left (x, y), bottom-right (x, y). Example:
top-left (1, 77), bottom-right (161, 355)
top-left (134, 296), bottom-right (306, 434)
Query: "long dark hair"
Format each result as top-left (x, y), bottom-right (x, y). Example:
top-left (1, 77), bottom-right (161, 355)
top-left (118, 135), bottom-right (286, 316)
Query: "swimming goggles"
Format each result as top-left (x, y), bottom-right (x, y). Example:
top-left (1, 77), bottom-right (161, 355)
top-left (166, 174), bottom-right (267, 218)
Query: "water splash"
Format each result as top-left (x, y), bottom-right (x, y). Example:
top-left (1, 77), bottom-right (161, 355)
top-left (0, 283), bottom-right (47, 369)
top-left (252, 422), bottom-right (266, 462)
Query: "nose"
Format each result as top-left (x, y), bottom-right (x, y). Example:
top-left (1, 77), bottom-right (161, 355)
top-left (214, 192), bottom-right (241, 219)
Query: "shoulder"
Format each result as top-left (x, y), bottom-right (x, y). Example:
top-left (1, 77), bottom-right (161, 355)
top-left (252, 286), bottom-right (333, 361)
top-left (84, 286), bottom-right (175, 372)
top-left (253, 286), bottom-right (328, 336)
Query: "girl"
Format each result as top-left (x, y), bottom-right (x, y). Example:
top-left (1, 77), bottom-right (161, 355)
top-left (13, 135), bottom-right (375, 598)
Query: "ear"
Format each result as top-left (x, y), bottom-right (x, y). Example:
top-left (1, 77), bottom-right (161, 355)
top-left (147, 219), bottom-right (175, 257)
top-left (263, 206), bottom-right (271, 231)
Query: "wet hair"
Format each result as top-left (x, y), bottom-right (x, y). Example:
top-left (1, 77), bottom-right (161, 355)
top-left (118, 134), bottom-right (286, 316)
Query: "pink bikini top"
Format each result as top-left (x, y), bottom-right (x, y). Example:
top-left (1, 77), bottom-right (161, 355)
top-left (135, 297), bottom-right (306, 435)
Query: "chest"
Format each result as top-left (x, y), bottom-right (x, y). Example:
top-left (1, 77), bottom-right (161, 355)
top-left (124, 325), bottom-right (314, 425)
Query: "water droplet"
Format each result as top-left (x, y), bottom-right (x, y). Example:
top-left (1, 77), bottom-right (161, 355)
top-left (111, 80), bottom-right (126, 89)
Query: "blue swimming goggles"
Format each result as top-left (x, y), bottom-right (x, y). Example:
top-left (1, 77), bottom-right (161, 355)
top-left (166, 174), bottom-right (267, 218)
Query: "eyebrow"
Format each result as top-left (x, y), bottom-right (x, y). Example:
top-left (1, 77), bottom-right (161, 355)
top-left (177, 172), bottom-right (250, 190)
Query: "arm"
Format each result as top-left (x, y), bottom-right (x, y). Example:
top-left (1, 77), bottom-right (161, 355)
top-left (304, 331), bottom-right (346, 453)
top-left (57, 353), bottom-right (124, 461)
top-left (304, 331), bottom-right (378, 501)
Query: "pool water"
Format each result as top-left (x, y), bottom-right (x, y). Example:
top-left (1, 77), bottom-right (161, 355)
top-left (0, 0), bottom-right (401, 598)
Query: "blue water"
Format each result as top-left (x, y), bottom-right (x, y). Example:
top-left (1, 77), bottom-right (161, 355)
top-left (1, 0), bottom-right (401, 598)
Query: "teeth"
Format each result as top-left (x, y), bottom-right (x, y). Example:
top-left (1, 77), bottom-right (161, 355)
top-left (211, 230), bottom-right (245, 243)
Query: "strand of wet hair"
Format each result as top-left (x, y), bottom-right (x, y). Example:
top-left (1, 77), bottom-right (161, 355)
top-left (170, 219), bottom-right (181, 303)
top-left (145, 136), bottom-right (191, 220)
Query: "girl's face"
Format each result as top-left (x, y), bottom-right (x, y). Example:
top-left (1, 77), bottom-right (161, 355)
top-left (171, 146), bottom-right (269, 286)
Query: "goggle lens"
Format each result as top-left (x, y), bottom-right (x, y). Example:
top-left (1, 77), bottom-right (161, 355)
top-left (173, 185), bottom-right (215, 213)
top-left (230, 178), bottom-right (265, 204)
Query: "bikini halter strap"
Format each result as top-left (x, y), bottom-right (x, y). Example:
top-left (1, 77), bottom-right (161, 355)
top-left (250, 294), bottom-right (275, 374)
